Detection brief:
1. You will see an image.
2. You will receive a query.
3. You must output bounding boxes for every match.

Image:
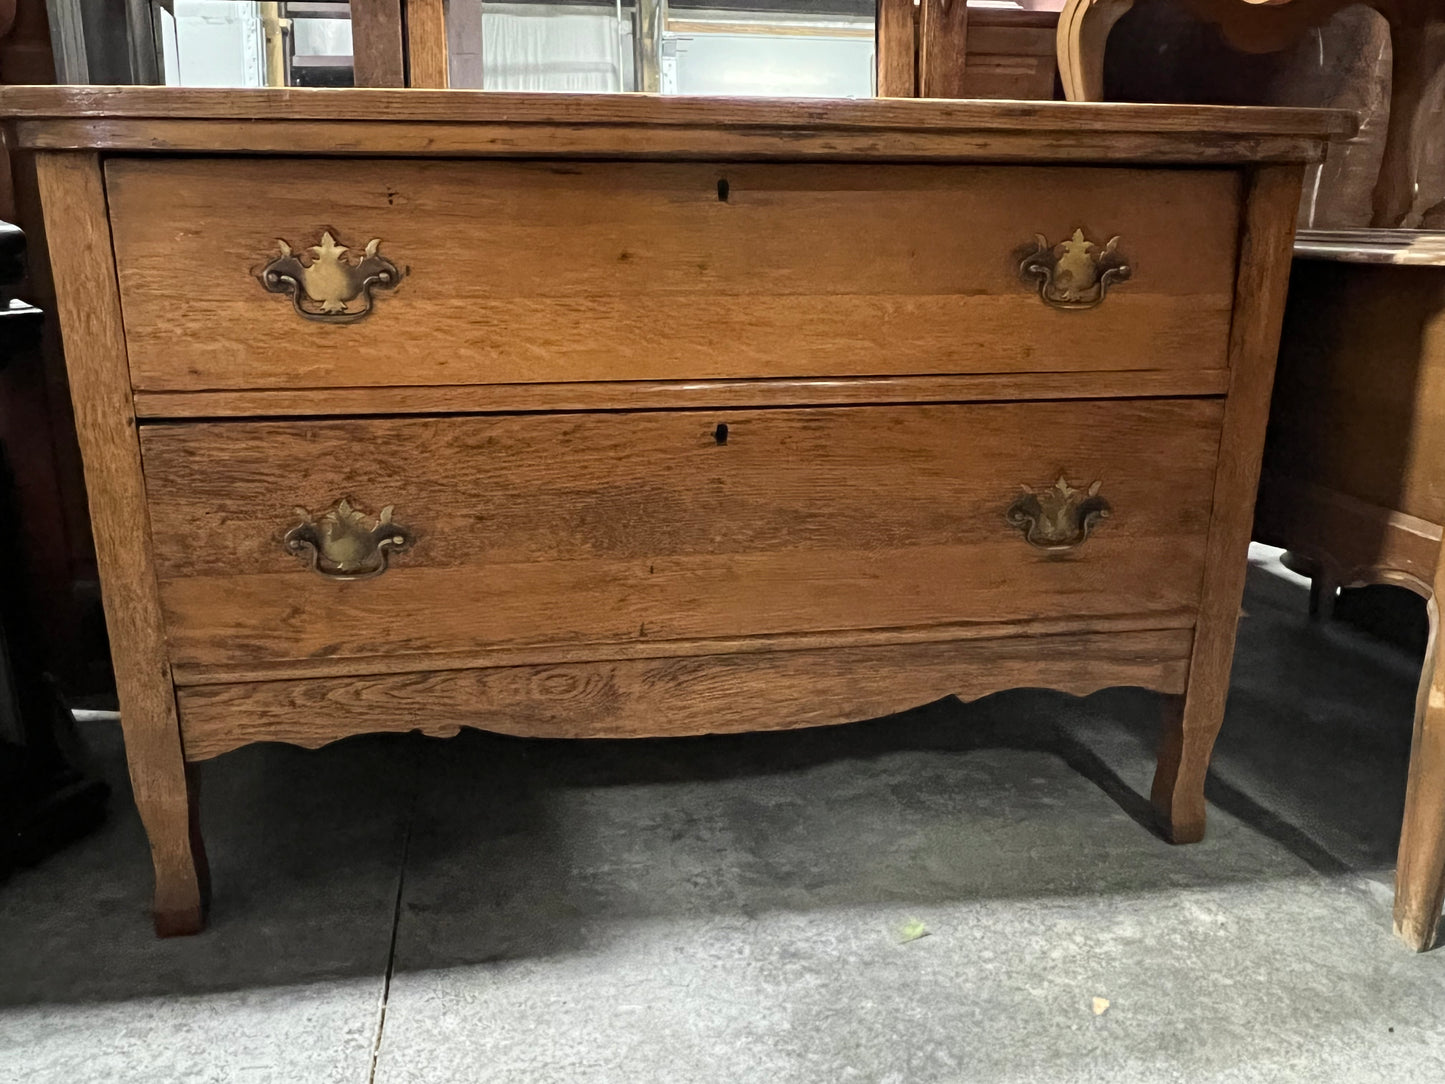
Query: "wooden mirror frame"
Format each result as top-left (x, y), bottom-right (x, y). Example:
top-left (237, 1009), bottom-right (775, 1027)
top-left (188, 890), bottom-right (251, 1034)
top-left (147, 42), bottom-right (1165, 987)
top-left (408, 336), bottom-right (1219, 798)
top-left (349, 0), bottom-right (1061, 98)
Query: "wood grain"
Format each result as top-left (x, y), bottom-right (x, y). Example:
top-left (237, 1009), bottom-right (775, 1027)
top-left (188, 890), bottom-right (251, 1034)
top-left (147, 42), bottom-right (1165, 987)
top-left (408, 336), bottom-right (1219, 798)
top-left (919, 0), bottom-right (970, 99)
top-left (106, 158), bottom-right (1242, 392)
top-left (16, 119), bottom-right (1339, 165)
top-left (0, 86), bottom-right (1354, 142)
top-left (1254, 473), bottom-right (1442, 599)
top-left (954, 55), bottom-right (1057, 104)
top-left (35, 153), bottom-right (207, 936)
top-left (1396, 584), bottom-right (1445, 951)
top-left (130, 369), bottom-right (1234, 420)
top-left (138, 400), bottom-right (1224, 678)
top-left (168, 612), bottom-right (1203, 687)
top-left (1152, 164), bottom-right (1306, 844)
top-left (1264, 261), bottom-right (1445, 528)
top-left (1255, 251), bottom-right (1445, 948)
top-left (349, 0), bottom-right (405, 88)
top-left (175, 629), bottom-right (1195, 760)
top-left (403, 0), bottom-right (448, 88)
top-left (875, 0), bottom-right (916, 97)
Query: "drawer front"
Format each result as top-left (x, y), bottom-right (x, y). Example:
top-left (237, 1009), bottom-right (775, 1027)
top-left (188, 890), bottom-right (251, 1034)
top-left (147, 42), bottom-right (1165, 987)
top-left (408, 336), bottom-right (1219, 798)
top-left (108, 158), bottom-right (1241, 393)
top-left (140, 399), bottom-right (1223, 680)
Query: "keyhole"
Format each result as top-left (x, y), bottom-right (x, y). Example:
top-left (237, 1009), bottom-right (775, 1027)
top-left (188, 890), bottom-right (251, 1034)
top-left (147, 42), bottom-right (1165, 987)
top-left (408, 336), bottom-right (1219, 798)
top-left (714, 423), bottom-right (729, 445)
top-left (717, 178), bottom-right (730, 202)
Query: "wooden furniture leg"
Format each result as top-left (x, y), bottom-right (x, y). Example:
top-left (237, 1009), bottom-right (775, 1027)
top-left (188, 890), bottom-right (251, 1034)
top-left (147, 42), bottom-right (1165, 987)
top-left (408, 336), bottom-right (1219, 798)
top-left (1150, 693), bottom-right (1201, 840)
top-left (1150, 165), bottom-right (1304, 844)
top-left (33, 153), bottom-right (208, 936)
top-left (1396, 587), bottom-right (1445, 950)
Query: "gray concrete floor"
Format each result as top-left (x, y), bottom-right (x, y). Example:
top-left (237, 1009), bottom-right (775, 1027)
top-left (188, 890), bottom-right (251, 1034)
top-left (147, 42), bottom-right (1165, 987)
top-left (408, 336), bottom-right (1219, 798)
top-left (2, 548), bottom-right (1443, 1083)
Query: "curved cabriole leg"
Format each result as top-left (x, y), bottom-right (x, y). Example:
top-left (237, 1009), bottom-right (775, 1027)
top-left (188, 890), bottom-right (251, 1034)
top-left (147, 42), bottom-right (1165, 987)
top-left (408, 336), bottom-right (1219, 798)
top-left (34, 154), bottom-right (210, 936)
top-left (138, 760), bottom-right (210, 937)
top-left (1395, 590), bottom-right (1445, 951)
top-left (1150, 693), bottom-right (1207, 844)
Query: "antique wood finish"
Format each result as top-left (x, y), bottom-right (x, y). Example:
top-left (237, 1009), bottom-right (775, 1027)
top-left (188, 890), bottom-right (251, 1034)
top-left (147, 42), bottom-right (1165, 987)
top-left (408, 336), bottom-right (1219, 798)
top-left (106, 159), bottom-right (1242, 392)
top-left (1255, 235), bottom-right (1445, 949)
top-left (1152, 164), bottom-right (1304, 843)
top-left (175, 629), bottom-right (1196, 761)
top-left (875, 0), bottom-right (917, 97)
top-left (403, 0), bottom-right (448, 89)
top-left (0, 88), bottom-right (1353, 163)
top-left (130, 369), bottom-right (1234, 420)
top-left (168, 614), bottom-right (1204, 688)
top-left (139, 400), bottom-right (1224, 679)
top-left (955, 11), bottom-right (1060, 102)
top-left (3, 87), bottom-right (1342, 935)
top-left (19, 119), bottom-right (1342, 164)
top-left (919, 0), bottom-right (970, 99)
top-left (33, 153), bottom-right (207, 936)
top-left (879, 4), bottom-right (1059, 102)
top-left (1397, 585), bottom-right (1445, 951)
top-left (348, 0), bottom-right (406, 87)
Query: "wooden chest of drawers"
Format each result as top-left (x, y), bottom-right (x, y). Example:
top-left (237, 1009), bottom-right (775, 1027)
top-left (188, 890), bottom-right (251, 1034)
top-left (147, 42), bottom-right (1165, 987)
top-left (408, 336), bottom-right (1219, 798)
top-left (3, 88), bottom-right (1349, 935)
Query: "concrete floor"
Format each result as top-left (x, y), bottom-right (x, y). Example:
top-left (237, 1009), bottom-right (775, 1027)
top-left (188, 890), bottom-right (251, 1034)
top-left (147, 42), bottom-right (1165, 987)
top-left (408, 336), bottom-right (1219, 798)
top-left (3, 548), bottom-right (1444, 1083)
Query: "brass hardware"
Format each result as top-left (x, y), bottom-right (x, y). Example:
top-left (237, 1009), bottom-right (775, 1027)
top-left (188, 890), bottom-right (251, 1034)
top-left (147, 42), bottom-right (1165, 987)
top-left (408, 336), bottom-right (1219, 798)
top-left (259, 231), bottom-right (401, 322)
top-left (284, 499), bottom-right (413, 580)
top-left (1006, 476), bottom-right (1111, 553)
top-left (1020, 229), bottom-right (1131, 310)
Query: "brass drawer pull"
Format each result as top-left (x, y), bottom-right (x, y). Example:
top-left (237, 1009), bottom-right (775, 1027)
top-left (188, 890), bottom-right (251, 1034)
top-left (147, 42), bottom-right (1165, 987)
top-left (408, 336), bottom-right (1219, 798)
top-left (1006, 476), bottom-right (1111, 553)
top-left (284, 499), bottom-right (414, 580)
top-left (259, 231), bottom-right (401, 322)
top-left (1020, 229), bottom-right (1130, 310)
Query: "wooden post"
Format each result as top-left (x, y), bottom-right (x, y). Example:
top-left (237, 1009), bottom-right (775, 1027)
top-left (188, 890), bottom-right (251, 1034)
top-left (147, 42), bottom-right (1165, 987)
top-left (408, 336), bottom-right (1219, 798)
top-left (350, 0), bottom-right (406, 87)
top-left (404, 0), bottom-right (449, 88)
top-left (918, 0), bottom-right (969, 98)
top-left (876, 0), bottom-right (917, 97)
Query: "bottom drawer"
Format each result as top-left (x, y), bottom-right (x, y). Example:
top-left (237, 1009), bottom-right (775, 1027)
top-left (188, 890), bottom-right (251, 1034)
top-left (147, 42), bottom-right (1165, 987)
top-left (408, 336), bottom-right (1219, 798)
top-left (139, 398), bottom-right (1224, 682)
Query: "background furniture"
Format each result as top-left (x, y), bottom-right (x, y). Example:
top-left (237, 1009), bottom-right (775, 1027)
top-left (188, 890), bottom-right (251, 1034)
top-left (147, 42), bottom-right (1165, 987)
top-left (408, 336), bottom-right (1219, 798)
top-left (5, 87), bottom-right (1344, 935)
top-left (876, 0), bottom-right (1060, 99)
top-left (0, 216), bottom-right (107, 883)
top-left (1057, 0), bottom-right (1445, 228)
top-left (1058, 0), bottom-right (1445, 951)
top-left (1254, 229), bottom-right (1445, 949)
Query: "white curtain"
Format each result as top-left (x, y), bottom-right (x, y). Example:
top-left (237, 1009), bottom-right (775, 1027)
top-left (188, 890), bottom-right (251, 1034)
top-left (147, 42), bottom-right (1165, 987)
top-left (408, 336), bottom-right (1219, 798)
top-left (450, 2), bottom-right (625, 92)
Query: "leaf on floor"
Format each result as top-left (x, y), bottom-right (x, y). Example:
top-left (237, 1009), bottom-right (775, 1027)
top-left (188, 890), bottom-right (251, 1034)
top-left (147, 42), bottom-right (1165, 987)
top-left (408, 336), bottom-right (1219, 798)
top-left (898, 919), bottom-right (930, 944)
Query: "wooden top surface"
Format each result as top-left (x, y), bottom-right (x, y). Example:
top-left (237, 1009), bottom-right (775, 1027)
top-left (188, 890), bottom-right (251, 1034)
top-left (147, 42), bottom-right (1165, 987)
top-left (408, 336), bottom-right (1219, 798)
top-left (0, 87), bottom-right (1355, 163)
top-left (0, 85), bottom-right (1354, 136)
top-left (1294, 228), bottom-right (1445, 266)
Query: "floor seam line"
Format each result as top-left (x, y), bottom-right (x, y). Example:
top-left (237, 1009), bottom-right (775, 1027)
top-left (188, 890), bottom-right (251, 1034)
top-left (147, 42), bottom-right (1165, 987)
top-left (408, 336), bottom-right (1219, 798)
top-left (367, 744), bottom-right (422, 1084)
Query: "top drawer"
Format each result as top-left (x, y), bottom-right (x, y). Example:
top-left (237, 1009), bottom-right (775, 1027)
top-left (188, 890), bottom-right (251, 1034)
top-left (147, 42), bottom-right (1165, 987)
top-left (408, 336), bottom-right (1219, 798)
top-left (106, 158), bottom-right (1241, 393)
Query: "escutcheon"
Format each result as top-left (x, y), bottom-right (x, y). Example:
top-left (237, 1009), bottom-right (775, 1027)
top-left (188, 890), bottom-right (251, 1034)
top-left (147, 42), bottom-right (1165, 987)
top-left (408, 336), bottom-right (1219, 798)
top-left (1020, 229), bottom-right (1131, 310)
top-left (284, 499), bottom-right (414, 580)
top-left (1006, 476), bottom-right (1111, 553)
top-left (259, 231), bottom-right (401, 322)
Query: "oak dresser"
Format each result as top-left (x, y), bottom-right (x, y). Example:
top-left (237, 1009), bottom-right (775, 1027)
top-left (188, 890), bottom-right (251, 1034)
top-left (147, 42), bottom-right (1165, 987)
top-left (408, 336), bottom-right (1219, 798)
top-left (1, 88), bottom-right (1349, 935)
